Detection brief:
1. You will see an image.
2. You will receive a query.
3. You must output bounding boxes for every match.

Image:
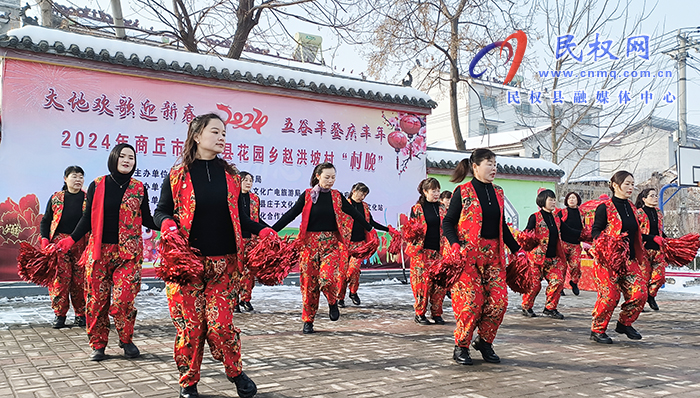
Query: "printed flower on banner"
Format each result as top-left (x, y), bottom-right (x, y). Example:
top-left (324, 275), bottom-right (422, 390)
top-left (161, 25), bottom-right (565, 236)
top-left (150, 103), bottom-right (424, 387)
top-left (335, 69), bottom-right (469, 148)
top-left (383, 112), bottom-right (427, 176)
top-left (141, 229), bottom-right (158, 263)
top-left (0, 194), bottom-right (42, 247)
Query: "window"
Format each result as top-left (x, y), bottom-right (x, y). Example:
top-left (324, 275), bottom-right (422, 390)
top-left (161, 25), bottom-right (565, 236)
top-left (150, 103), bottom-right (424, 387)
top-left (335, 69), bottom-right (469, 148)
top-left (516, 102), bottom-right (531, 114)
top-left (479, 94), bottom-right (498, 109)
top-left (479, 122), bottom-right (498, 135)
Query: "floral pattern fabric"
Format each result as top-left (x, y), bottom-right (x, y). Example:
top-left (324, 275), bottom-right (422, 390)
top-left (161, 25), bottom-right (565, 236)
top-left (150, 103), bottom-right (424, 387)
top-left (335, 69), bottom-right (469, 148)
top-left (48, 190), bottom-right (87, 240)
top-left (83, 243), bottom-right (141, 349)
top-left (48, 232), bottom-right (87, 317)
top-left (338, 241), bottom-right (363, 300)
top-left (646, 249), bottom-right (666, 298)
top-left (451, 239), bottom-right (507, 346)
top-left (409, 248), bottom-right (446, 317)
top-left (299, 231), bottom-right (342, 323)
top-left (591, 258), bottom-right (647, 332)
top-left (521, 256), bottom-right (565, 311)
top-left (561, 241), bottom-right (583, 285)
top-left (166, 254), bottom-right (243, 388)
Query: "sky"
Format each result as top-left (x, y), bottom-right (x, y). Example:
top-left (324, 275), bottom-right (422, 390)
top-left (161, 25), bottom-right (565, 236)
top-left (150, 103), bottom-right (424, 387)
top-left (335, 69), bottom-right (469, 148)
top-left (23, 0), bottom-right (700, 127)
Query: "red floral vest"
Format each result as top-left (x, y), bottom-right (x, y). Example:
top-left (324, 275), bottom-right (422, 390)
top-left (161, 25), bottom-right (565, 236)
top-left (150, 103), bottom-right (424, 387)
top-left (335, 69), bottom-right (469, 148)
top-left (636, 207), bottom-right (663, 236)
top-left (456, 181), bottom-right (506, 268)
top-left (602, 199), bottom-right (646, 264)
top-left (87, 176), bottom-right (144, 261)
top-left (408, 202), bottom-right (447, 252)
top-left (169, 162), bottom-right (244, 261)
top-left (529, 211), bottom-right (566, 265)
top-left (48, 190), bottom-right (87, 240)
top-left (298, 189), bottom-right (352, 245)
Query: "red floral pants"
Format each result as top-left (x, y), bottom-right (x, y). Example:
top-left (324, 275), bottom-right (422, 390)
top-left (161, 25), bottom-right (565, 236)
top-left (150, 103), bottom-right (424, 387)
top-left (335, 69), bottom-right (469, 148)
top-left (561, 241), bottom-right (583, 285)
top-left (522, 256), bottom-right (565, 311)
top-left (48, 233), bottom-right (86, 317)
top-left (452, 239), bottom-right (507, 346)
top-left (300, 232), bottom-right (342, 323)
top-left (409, 248), bottom-right (446, 317)
top-left (84, 243), bottom-right (141, 350)
top-left (338, 241), bottom-right (363, 300)
top-left (238, 237), bottom-right (257, 303)
top-left (166, 254), bottom-right (243, 388)
top-left (646, 249), bottom-right (666, 298)
top-left (591, 259), bottom-right (647, 333)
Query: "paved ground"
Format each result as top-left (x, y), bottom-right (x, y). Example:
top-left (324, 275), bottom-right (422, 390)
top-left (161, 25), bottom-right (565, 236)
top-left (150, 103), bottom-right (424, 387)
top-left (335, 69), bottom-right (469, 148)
top-left (1, 281), bottom-right (700, 398)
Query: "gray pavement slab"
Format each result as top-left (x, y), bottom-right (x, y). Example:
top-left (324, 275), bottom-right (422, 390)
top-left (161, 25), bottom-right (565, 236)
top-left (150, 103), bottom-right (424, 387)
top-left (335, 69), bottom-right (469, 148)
top-left (1, 281), bottom-right (700, 397)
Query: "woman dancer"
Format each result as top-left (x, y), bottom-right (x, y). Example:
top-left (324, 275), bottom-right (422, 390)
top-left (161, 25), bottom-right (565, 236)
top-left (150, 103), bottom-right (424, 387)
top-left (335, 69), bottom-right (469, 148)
top-left (635, 188), bottom-right (666, 311)
top-left (443, 149), bottom-right (522, 365)
top-left (521, 189), bottom-right (575, 319)
top-left (337, 182), bottom-right (389, 307)
top-left (40, 165), bottom-right (87, 329)
top-left (57, 144), bottom-right (158, 361)
top-left (155, 113), bottom-right (271, 398)
top-left (557, 192), bottom-right (584, 296)
top-left (440, 190), bottom-right (452, 210)
top-left (590, 171), bottom-right (647, 344)
top-left (272, 163), bottom-right (373, 334)
top-left (406, 178), bottom-right (447, 325)
top-left (237, 171), bottom-right (269, 312)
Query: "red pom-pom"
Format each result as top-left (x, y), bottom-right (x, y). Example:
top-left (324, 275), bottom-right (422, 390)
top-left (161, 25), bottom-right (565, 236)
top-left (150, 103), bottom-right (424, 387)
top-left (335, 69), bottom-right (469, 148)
top-left (401, 218), bottom-right (425, 245)
top-left (387, 226), bottom-right (402, 255)
top-left (659, 233), bottom-right (700, 266)
top-left (506, 253), bottom-right (537, 293)
top-left (17, 242), bottom-right (60, 287)
top-left (156, 231), bottom-right (204, 284)
top-left (248, 235), bottom-right (299, 285)
top-left (579, 227), bottom-right (593, 243)
top-left (349, 230), bottom-right (380, 260)
top-left (591, 233), bottom-right (629, 276)
top-left (516, 229), bottom-right (539, 252)
top-left (425, 248), bottom-right (466, 288)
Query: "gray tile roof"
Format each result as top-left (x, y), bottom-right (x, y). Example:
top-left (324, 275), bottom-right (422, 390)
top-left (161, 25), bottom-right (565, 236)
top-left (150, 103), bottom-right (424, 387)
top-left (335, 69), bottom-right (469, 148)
top-left (0, 26), bottom-right (437, 110)
top-left (427, 147), bottom-right (565, 178)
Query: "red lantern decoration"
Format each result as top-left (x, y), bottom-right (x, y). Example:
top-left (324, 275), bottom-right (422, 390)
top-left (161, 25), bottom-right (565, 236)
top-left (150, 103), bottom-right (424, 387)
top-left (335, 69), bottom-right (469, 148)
top-left (388, 130), bottom-right (408, 169)
top-left (399, 115), bottom-right (422, 137)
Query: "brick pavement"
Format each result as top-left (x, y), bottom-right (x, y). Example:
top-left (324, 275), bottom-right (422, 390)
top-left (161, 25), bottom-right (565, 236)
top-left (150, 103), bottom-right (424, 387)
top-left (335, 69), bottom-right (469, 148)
top-left (1, 282), bottom-right (700, 398)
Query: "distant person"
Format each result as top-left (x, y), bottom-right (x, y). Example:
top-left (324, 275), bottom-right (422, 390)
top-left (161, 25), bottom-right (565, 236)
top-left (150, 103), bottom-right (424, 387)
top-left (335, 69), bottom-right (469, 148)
top-left (635, 188), bottom-right (666, 311)
top-left (39, 165), bottom-right (88, 329)
top-left (556, 192), bottom-right (584, 296)
top-left (440, 190), bottom-right (452, 209)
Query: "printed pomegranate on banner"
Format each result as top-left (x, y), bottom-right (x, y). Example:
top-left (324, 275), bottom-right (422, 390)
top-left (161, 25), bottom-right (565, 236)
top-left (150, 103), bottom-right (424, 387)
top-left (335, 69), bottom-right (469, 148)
top-left (385, 112), bottom-right (427, 175)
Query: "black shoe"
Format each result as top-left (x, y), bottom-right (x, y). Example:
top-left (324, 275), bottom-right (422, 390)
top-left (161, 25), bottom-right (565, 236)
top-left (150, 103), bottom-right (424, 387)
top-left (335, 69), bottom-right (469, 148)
top-left (302, 322), bottom-right (314, 334)
top-left (349, 293), bottom-right (361, 305)
top-left (615, 321), bottom-right (642, 340)
top-left (453, 345), bottom-right (473, 365)
top-left (74, 316), bottom-right (86, 327)
top-left (590, 331), bottom-right (613, 344)
top-left (472, 335), bottom-right (500, 363)
top-left (119, 341), bottom-right (140, 358)
top-left (179, 384), bottom-right (199, 398)
top-left (337, 299), bottom-right (346, 308)
top-left (329, 303), bottom-right (340, 321)
top-left (647, 295), bottom-right (659, 311)
top-left (570, 281), bottom-right (580, 296)
top-left (90, 347), bottom-right (107, 361)
top-left (228, 371), bottom-right (257, 398)
top-left (543, 308), bottom-right (565, 320)
top-left (234, 303), bottom-right (242, 313)
top-left (446, 290), bottom-right (452, 300)
top-left (432, 316), bottom-right (446, 325)
top-left (52, 315), bottom-right (67, 329)
top-left (521, 308), bottom-right (537, 318)
top-left (241, 301), bottom-right (254, 312)
top-left (560, 290), bottom-right (566, 296)
top-left (414, 314), bottom-right (431, 325)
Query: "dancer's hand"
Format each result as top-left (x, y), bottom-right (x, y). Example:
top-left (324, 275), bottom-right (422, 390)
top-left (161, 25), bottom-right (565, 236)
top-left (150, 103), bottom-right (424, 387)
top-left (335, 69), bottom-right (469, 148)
top-left (41, 238), bottom-right (50, 250)
top-left (161, 218), bottom-right (177, 233)
top-left (259, 227), bottom-right (277, 239)
top-left (451, 243), bottom-right (462, 255)
top-left (516, 249), bottom-right (527, 258)
top-left (653, 236), bottom-right (664, 246)
top-left (388, 225), bottom-right (399, 235)
top-left (56, 237), bottom-right (75, 252)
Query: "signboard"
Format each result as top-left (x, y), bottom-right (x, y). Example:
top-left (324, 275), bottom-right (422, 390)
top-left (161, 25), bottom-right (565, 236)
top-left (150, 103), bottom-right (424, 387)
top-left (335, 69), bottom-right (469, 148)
top-left (677, 146), bottom-right (700, 187)
top-left (0, 58), bottom-right (427, 281)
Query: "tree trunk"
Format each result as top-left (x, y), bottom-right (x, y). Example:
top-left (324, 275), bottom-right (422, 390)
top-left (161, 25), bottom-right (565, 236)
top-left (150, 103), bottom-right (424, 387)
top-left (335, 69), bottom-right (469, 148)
top-left (38, 0), bottom-right (52, 27)
top-left (449, 17), bottom-right (465, 150)
top-left (226, 0), bottom-right (258, 59)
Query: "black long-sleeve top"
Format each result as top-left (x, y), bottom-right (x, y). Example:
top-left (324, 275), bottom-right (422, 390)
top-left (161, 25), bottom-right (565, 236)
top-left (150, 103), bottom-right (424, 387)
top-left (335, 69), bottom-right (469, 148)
top-left (412, 201), bottom-right (442, 251)
top-left (350, 199), bottom-right (388, 242)
top-left (526, 210), bottom-right (559, 258)
top-left (272, 190), bottom-right (373, 233)
top-left (592, 196), bottom-right (638, 259)
top-left (442, 178), bottom-right (520, 253)
top-left (154, 159), bottom-right (265, 256)
top-left (641, 206), bottom-right (665, 250)
top-left (71, 174), bottom-right (158, 243)
top-left (239, 192), bottom-right (270, 239)
top-left (559, 207), bottom-right (583, 244)
top-left (40, 190), bottom-right (85, 239)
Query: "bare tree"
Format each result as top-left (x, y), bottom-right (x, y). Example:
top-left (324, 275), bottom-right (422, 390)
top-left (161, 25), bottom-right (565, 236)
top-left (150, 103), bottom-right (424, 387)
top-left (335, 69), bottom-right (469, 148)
top-left (359, 0), bottom-right (537, 150)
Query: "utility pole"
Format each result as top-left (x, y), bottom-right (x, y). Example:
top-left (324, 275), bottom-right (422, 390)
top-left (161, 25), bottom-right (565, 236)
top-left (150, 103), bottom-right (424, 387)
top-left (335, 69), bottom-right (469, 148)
top-left (110, 0), bottom-right (126, 39)
top-left (678, 31), bottom-right (688, 146)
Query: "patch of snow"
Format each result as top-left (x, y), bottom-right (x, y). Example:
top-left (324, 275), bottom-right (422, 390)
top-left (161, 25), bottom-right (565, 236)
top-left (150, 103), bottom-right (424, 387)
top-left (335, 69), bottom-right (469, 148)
top-left (427, 147), bottom-right (562, 171)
